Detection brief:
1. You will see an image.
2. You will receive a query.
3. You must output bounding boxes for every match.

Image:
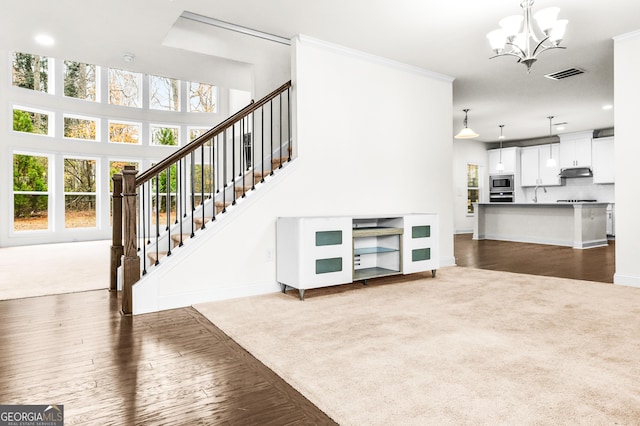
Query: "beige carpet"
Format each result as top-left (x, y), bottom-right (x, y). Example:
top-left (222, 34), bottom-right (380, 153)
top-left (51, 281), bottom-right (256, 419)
top-left (0, 240), bottom-right (110, 300)
top-left (195, 267), bottom-right (640, 425)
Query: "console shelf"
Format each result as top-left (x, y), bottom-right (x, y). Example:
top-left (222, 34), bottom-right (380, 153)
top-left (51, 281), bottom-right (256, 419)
top-left (276, 214), bottom-right (438, 300)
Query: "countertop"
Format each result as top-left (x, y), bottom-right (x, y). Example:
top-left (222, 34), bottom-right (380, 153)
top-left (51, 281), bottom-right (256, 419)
top-left (477, 202), bottom-right (610, 207)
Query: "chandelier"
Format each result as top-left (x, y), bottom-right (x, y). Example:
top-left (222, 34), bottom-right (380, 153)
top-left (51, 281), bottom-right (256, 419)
top-left (487, 0), bottom-right (568, 72)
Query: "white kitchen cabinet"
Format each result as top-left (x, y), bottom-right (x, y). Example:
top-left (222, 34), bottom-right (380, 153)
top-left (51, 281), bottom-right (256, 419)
top-left (559, 131), bottom-right (593, 168)
top-left (519, 144), bottom-right (561, 187)
top-left (488, 147), bottom-right (518, 174)
top-left (592, 137), bottom-right (615, 184)
top-left (277, 214), bottom-right (438, 300)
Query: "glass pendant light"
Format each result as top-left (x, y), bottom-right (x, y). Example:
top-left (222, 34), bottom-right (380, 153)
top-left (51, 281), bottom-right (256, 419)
top-left (546, 116), bottom-right (557, 167)
top-left (496, 125), bottom-right (505, 172)
top-left (455, 109), bottom-right (479, 139)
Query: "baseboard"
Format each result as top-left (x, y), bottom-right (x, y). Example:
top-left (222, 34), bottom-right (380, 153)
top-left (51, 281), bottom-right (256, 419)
top-left (614, 273), bottom-right (640, 288)
top-left (440, 256), bottom-right (456, 268)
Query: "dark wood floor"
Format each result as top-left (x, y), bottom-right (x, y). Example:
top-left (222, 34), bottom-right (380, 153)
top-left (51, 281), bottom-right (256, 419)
top-left (0, 236), bottom-right (615, 425)
top-left (454, 233), bottom-right (615, 283)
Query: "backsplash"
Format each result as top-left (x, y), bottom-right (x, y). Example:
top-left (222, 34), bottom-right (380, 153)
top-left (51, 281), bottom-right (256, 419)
top-left (521, 178), bottom-right (614, 204)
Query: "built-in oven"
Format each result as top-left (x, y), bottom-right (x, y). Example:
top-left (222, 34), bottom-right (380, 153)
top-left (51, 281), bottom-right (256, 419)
top-left (489, 191), bottom-right (514, 203)
top-left (489, 174), bottom-right (514, 193)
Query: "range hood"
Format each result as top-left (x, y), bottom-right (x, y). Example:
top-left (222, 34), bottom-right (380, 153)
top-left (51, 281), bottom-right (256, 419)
top-left (559, 167), bottom-right (593, 178)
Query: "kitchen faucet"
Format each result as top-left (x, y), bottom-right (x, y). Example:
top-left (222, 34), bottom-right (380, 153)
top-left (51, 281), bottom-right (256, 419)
top-left (533, 185), bottom-right (547, 203)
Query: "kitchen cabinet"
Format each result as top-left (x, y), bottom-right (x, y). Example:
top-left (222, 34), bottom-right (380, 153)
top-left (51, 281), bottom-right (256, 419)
top-left (520, 144), bottom-right (561, 187)
top-left (559, 131), bottom-right (593, 168)
top-left (488, 147), bottom-right (518, 174)
top-left (277, 214), bottom-right (438, 300)
top-left (592, 137), bottom-right (614, 184)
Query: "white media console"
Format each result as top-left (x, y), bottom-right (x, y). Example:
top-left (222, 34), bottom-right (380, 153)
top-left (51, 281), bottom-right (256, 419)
top-left (276, 214), bottom-right (439, 300)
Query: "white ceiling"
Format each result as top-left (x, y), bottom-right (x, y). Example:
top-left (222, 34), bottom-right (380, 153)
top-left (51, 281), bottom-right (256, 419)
top-left (2, 0), bottom-right (640, 142)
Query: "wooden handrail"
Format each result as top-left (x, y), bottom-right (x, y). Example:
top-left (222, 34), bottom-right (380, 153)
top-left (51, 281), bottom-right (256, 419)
top-left (135, 80), bottom-right (292, 187)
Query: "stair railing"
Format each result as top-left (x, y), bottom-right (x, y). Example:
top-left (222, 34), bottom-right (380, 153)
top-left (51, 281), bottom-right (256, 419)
top-left (112, 80), bottom-right (292, 314)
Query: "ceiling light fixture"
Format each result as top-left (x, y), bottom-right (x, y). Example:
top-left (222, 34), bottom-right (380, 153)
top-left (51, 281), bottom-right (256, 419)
top-left (487, 0), bottom-right (568, 73)
top-left (546, 116), bottom-right (557, 167)
top-left (602, 104), bottom-right (613, 110)
top-left (122, 53), bottom-right (136, 62)
top-left (454, 109), bottom-right (479, 139)
top-left (496, 125), bottom-right (506, 172)
top-left (35, 34), bottom-right (54, 46)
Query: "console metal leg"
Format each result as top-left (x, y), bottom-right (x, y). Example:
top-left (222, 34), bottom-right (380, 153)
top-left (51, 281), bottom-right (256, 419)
top-left (298, 289), bottom-right (305, 301)
top-left (279, 283), bottom-right (288, 293)
top-left (432, 269), bottom-right (437, 278)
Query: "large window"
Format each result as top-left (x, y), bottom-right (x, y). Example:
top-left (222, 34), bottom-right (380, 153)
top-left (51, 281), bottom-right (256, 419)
top-left (151, 125), bottom-right (179, 146)
top-left (64, 158), bottom-right (97, 228)
top-left (188, 81), bottom-right (217, 113)
top-left (13, 153), bottom-right (50, 231)
top-left (12, 52), bottom-right (52, 93)
top-left (467, 163), bottom-right (479, 215)
top-left (150, 75), bottom-right (180, 111)
top-left (108, 68), bottom-right (142, 108)
top-left (64, 60), bottom-right (98, 102)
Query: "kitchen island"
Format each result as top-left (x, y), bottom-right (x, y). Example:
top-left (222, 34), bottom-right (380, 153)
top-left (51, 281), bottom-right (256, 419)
top-left (473, 202), bottom-right (609, 249)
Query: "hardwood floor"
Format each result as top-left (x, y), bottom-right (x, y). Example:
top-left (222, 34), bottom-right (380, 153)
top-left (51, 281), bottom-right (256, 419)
top-left (0, 236), bottom-right (615, 425)
top-left (0, 290), bottom-right (336, 425)
top-left (454, 233), bottom-right (615, 283)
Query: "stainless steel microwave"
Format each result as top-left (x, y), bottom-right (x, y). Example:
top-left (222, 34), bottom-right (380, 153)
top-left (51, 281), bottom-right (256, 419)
top-left (489, 174), bottom-right (514, 193)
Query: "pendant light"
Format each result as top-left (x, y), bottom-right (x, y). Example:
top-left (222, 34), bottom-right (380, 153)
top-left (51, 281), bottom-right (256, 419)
top-left (455, 109), bottom-right (479, 139)
top-left (496, 125), bottom-right (505, 172)
top-left (546, 116), bottom-right (556, 167)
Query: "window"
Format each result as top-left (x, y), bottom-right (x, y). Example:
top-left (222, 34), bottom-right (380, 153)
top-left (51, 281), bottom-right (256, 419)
top-left (150, 75), bottom-right (180, 111)
top-left (150, 125), bottom-right (179, 146)
top-left (109, 120), bottom-right (141, 144)
top-left (12, 52), bottom-right (52, 93)
top-left (13, 107), bottom-right (51, 136)
top-left (64, 61), bottom-right (98, 101)
top-left (467, 163), bottom-right (479, 215)
top-left (189, 127), bottom-right (209, 141)
top-left (64, 158), bottom-right (97, 228)
top-left (188, 81), bottom-right (217, 112)
top-left (13, 153), bottom-right (50, 231)
top-left (64, 114), bottom-right (98, 141)
top-left (109, 68), bottom-right (142, 108)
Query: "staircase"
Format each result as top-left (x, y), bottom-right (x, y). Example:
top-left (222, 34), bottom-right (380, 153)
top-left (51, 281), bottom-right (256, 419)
top-left (111, 81), bottom-right (292, 314)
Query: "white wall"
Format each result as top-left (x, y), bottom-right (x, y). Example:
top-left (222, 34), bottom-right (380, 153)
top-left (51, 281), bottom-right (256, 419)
top-left (613, 30), bottom-right (640, 287)
top-left (452, 139), bottom-right (487, 233)
top-left (134, 34), bottom-right (456, 313)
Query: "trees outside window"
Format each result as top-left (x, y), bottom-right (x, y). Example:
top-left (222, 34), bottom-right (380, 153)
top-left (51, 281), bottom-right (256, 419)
top-left (64, 115), bottom-right (97, 140)
top-left (188, 81), bottom-right (217, 112)
top-left (64, 158), bottom-right (97, 228)
top-left (13, 108), bottom-right (50, 135)
top-left (109, 68), bottom-right (142, 108)
top-left (12, 52), bottom-right (50, 93)
top-left (109, 121), bottom-right (140, 144)
top-left (467, 163), bottom-right (480, 215)
top-left (151, 126), bottom-right (179, 146)
top-left (13, 153), bottom-right (49, 231)
top-left (150, 75), bottom-right (180, 111)
top-left (64, 61), bottom-right (97, 101)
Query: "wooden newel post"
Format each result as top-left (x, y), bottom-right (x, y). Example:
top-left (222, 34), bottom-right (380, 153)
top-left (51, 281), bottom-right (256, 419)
top-left (121, 166), bottom-right (140, 315)
top-left (110, 174), bottom-right (124, 292)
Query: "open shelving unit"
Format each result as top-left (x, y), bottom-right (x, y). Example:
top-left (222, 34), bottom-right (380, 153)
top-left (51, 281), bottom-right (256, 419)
top-left (276, 214), bottom-right (438, 300)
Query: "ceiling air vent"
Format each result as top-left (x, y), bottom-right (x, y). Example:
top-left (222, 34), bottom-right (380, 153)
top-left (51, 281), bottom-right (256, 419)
top-left (544, 67), bottom-right (586, 80)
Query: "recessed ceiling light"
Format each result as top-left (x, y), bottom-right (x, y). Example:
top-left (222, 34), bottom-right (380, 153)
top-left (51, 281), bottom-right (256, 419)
top-left (602, 104), bottom-right (613, 110)
top-left (556, 126), bottom-right (565, 131)
top-left (35, 34), bottom-right (54, 46)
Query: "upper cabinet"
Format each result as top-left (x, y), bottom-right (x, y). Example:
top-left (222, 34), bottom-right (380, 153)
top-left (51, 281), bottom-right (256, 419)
top-left (592, 137), bottom-right (615, 184)
top-left (559, 131), bottom-right (593, 168)
top-left (488, 147), bottom-right (519, 175)
top-left (520, 144), bottom-right (562, 187)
